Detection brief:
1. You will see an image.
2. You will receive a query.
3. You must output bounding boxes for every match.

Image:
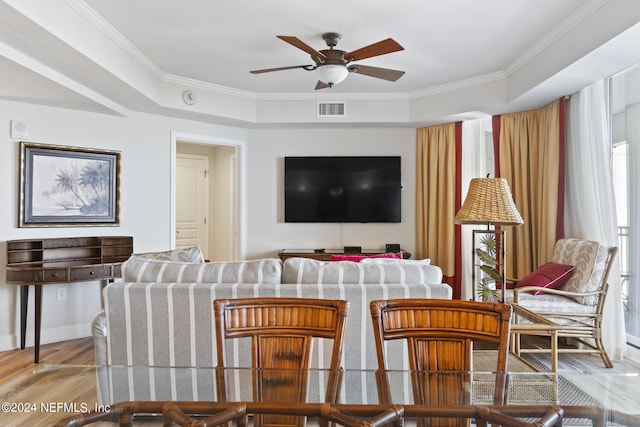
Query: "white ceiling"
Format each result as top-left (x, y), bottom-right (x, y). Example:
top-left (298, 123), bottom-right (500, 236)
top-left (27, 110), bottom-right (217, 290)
top-left (2, 0), bottom-right (640, 127)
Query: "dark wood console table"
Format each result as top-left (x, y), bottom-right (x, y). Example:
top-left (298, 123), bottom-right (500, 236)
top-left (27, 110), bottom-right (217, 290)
top-left (5, 236), bottom-right (133, 362)
top-left (278, 249), bottom-right (411, 262)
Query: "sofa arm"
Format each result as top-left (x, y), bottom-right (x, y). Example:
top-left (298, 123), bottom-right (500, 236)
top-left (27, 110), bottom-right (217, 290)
top-left (92, 309), bottom-right (111, 405)
top-left (91, 310), bottom-right (108, 366)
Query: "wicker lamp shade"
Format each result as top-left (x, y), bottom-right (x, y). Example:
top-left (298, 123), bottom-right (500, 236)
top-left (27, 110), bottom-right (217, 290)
top-left (455, 178), bottom-right (524, 226)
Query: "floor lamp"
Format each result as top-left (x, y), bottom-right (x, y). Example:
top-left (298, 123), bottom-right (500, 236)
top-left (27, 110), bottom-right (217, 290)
top-left (455, 177), bottom-right (523, 303)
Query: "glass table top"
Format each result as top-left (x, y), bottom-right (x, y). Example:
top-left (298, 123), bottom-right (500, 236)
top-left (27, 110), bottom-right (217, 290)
top-left (1, 364), bottom-right (639, 426)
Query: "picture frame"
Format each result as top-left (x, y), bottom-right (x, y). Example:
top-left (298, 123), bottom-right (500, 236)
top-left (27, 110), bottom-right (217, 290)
top-left (19, 142), bottom-right (121, 227)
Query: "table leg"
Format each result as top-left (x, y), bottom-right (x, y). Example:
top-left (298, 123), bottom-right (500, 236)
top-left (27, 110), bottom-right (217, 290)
top-left (19, 285), bottom-right (29, 350)
top-left (34, 284), bottom-right (42, 363)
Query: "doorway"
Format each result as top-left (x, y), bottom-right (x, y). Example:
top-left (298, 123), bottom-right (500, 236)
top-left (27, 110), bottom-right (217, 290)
top-left (171, 133), bottom-right (242, 261)
top-left (176, 153), bottom-right (210, 255)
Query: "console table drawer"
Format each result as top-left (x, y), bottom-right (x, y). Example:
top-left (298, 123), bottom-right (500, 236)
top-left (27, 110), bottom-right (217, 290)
top-left (70, 265), bottom-right (113, 281)
top-left (41, 269), bottom-right (69, 283)
top-left (6, 268), bottom-right (40, 283)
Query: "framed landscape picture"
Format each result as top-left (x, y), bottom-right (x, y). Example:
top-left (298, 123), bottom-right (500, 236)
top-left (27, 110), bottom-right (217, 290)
top-left (19, 142), bottom-right (121, 227)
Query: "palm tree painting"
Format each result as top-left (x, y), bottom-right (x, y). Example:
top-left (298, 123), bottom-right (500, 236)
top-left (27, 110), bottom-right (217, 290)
top-left (21, 143), bottom-right (120, 226)
top-left (52, 160), bottom-right (110, 214)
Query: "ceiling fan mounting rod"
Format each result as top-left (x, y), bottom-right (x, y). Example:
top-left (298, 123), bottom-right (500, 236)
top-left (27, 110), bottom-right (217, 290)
top-left (322, 32), bottom-right (341, 48)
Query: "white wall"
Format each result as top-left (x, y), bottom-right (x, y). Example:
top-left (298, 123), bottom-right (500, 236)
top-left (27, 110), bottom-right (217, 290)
top-left (0, 99), bottom-right (247, 351)
top-left (0, 99), bottom-right (419, 351)
top-left (245, 128), bottom-right (417, 259)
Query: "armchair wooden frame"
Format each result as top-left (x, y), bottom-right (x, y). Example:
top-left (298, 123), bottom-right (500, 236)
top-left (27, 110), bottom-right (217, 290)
top-left (512, 246), bottom-right (618, 368)
top-left (370, 298), bottom-right (513, 427)
top-left (209, 297), bottom-right (349, 427)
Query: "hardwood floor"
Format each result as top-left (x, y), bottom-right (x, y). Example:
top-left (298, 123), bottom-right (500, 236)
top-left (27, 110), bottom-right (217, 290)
top-left (0, 337), bottom-right (95, 386)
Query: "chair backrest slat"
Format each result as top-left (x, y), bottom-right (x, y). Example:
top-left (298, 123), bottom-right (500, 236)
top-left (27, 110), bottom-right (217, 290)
top-left (370, 298), bottom-right (512, 427)
top-left (214, 297), bottom-right (349, 427)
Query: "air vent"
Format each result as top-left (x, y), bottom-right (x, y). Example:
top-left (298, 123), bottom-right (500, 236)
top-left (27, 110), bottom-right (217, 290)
top-left (317, 102), bottom-right (346, 117)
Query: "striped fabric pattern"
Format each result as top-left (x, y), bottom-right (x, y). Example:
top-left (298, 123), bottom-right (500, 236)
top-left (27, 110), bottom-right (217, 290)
top-left (282, 257), bottom-right (443, 285)
top-left (133, 246), bottom-right (205, 263)
top-left (122, 256), bottom-right (283, 284)
top-left (99, 280), bottom-right (452, 405)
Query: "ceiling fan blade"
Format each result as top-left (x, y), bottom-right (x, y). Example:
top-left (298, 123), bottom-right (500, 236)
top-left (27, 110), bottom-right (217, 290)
top-left (277, 36), bottom-right (326, 60)
top-left (348, 64), bottom-right (405, 82)
top-left (315, 81), bottom-right (331, 90)
top-left (344, 38), bottom-right (404, 61)
top-left (250, 65), bottom-right (312, 74)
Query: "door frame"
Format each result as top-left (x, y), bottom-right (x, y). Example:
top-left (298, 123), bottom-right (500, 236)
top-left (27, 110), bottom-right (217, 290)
top-left (170, 131), bottom-right (246, 260)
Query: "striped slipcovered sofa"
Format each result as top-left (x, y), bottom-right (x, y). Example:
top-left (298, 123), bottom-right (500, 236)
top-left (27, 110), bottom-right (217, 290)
top-left (92, 254), bottom-right (451, 405)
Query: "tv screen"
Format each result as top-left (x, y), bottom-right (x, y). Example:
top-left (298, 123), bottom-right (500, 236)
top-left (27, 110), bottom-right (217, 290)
top-left (285, 156), bottom-right (401, 223)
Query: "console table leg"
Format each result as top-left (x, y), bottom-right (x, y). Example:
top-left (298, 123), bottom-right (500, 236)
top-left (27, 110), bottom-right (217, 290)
top-left (34, 284), bottom-right (42, 363)
top-left (19, 285), bottom-right (29, 350)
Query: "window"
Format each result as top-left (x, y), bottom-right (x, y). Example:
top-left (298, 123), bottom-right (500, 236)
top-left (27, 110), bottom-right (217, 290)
top-left (611, 67), bottom-right (640, 348)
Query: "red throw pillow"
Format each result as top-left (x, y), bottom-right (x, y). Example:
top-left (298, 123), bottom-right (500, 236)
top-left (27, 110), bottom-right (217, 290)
top-left (515, 262), bottom-right (575, 295)
top-left (331, 254), bottom-right (366, 262)
top-left (371, 252), bottom-right (403, 259)
top-left (331, 252), bottom-right (402, 262)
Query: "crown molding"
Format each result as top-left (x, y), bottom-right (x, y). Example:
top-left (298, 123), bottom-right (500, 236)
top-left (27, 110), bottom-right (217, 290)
top-left (408, 71), bottom-right (506, 99)
top-left (64, 0), bottom-right (165, 80)
top-left (504, 0), bottom-right (608, 76)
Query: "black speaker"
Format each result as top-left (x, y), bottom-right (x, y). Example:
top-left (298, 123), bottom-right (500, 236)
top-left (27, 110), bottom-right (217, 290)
top-left (385, 243), bottom-right (401, 253)
top-left (343, 246), bottom-right (362, 253)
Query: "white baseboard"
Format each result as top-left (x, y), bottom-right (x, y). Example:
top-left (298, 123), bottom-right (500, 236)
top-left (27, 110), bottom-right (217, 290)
top-left (0, 322), bottom-right (92, 352)
top-left (0, 334), bottom-right (14, 351)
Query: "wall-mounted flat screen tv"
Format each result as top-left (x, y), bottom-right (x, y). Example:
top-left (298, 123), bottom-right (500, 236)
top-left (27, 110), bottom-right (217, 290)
top-left (285, 156), bottom-right (401, 223)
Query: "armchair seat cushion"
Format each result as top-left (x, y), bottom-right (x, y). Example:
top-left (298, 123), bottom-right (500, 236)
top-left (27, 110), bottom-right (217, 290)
top-left (512, 292), bottom-right (596, 325)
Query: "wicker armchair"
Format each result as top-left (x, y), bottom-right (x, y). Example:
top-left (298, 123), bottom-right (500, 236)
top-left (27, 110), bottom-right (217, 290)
top-left (511, 238), bottom-right (618, 368)
top-left (370, 299), bottom-right (512, 427)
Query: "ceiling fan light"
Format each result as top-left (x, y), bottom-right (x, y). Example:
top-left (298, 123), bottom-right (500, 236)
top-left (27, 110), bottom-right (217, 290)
top-left (316, 64), bottom-right (349, 86)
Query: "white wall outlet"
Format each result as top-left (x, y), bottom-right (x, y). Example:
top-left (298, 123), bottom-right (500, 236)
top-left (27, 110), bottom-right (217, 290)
top-left (57, 286), bottom-right (67, 300)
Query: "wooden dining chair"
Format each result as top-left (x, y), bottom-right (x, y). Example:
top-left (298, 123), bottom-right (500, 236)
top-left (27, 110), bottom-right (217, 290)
top-left (370, 298), bottom-right (512, 427)
top-left (213, 297), bottom-right (349, 427)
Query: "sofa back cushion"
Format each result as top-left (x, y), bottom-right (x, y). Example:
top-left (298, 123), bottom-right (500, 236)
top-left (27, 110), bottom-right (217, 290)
top-left (282, 257), bottom-right (443, 285)
top-left (133, 246), bottom-right (205, 263)
top-left (550, 238), bottom-right (608, 305)
top-left (122, 256), bottom-right (282, 284)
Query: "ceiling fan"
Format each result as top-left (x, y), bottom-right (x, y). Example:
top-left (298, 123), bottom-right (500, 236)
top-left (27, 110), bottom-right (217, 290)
top-left (250, 32), bottom-right (405, 90)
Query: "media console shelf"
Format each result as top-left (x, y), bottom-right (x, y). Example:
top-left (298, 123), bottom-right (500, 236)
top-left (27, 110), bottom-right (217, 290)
top-left (6, 236), bottom-right (133, 362)
top-left (278, 249), bottom-right (411, 262)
